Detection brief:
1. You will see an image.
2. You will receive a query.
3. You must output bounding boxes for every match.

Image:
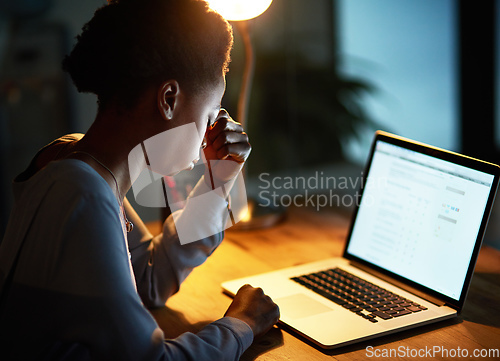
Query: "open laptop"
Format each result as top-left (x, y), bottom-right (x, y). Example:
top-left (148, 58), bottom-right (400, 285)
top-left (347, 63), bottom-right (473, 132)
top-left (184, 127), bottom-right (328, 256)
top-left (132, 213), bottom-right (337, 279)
top-left (222, 131), bottom-right (500, 349)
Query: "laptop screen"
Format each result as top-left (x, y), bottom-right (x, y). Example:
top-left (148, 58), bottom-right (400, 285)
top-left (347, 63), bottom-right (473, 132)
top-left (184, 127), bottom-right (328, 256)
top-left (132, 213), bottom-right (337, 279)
top-left (346, 138), bottom-right (496, 302)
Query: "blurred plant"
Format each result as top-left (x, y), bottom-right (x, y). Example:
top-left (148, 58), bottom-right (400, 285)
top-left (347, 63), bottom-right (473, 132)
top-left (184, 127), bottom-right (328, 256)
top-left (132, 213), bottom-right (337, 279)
top-left (226, 51), bottom-right (380, 175)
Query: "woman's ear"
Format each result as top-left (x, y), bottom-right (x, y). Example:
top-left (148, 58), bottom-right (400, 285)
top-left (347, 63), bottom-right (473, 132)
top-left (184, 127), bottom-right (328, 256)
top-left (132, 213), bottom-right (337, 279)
top-left (157, 80), bottom-right (180, 121)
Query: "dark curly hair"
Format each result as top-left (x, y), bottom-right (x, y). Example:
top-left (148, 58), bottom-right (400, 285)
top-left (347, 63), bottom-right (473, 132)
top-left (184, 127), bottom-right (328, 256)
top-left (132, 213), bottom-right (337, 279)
top-left (62, 0), bottom-right (233, 108)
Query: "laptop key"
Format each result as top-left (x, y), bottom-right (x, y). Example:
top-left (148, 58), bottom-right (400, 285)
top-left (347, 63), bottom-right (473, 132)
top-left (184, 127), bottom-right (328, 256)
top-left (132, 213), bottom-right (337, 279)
top-left (343, 303), bottom-right (357, 309)
top-left (372, 311), bottom-right (392, 320)
top-left (316, 290), bottom-right (347, 306)
top-left (393, 310), bottom-right (412, 317)
top-left (407, 306), bottom-right (422, 312)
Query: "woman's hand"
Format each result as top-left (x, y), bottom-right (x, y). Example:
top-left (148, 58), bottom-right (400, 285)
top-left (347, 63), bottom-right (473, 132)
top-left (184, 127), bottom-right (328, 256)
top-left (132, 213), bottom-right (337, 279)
top-left (203, 109), bottom-right (251, 187)
top-left (204, 109), bottom-right (251, 164)
top-left (224, 284), bottom-right (280, 338)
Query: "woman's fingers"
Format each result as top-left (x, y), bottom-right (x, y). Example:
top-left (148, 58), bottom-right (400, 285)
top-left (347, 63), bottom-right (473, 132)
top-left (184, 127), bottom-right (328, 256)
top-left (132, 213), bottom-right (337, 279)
top-left (215, 142), bottom-right (251, 163)
top-left (211, 131), bottom-right (249, 150)
top-left (205, 109), bottom-right (251, 163)
top-left (207, 114), bottom-right (243, 140)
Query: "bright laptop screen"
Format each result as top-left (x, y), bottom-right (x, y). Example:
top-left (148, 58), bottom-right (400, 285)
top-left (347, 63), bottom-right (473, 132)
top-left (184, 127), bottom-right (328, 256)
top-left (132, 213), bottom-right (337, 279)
top-left (346, 140), bottom-right (495, 301)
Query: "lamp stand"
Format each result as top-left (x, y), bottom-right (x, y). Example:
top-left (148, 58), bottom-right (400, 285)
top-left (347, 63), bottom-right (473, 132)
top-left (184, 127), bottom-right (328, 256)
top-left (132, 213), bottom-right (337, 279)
top-left (230, 21), bottom-right (286, 231)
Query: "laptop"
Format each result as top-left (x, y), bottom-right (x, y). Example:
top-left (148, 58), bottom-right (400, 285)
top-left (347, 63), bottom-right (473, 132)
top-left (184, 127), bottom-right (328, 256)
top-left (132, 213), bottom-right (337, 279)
top-left (222, 131), bottom-right (500, 349)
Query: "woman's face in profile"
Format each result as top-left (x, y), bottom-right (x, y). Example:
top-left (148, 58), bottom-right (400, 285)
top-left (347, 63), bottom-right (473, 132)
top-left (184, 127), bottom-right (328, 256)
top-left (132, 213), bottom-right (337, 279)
top-left (180, 76), bottom-right (227, 165)
top-left (194, 77), bottom-right (226, 132)
top-left (136, 76), bottom-right (226, 178)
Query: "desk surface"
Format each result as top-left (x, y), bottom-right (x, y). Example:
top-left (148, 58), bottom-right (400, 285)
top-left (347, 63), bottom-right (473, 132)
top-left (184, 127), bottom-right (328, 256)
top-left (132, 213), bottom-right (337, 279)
top-left (148, 207), bottom-right (500, 360)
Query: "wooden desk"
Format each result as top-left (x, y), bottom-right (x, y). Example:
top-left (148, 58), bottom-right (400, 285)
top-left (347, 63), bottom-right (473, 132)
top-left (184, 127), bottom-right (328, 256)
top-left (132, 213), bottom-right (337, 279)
top-left (148, 207), bottom-right (500, 360)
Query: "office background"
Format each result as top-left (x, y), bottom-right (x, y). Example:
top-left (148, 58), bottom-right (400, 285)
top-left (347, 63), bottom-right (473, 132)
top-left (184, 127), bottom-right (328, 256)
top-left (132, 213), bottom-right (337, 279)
top-left (0, 0), bottom-right (499, 249)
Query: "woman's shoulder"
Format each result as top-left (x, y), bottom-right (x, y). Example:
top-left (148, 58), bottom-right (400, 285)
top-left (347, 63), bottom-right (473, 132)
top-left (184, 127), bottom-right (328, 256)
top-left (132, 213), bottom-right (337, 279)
top-left (15, 133), bottom-right (85, 183)
top-left (15, 158), bottom-right (116, 208)
top-left (47, 159), bottom-right (113, 198)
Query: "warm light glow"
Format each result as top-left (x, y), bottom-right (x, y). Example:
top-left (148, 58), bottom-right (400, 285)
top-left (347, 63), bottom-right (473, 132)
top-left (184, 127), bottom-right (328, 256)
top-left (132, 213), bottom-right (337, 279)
top-left (206, 0), bottom-right (273, 21)
top-left (239, 205), bottom-right (252, 223)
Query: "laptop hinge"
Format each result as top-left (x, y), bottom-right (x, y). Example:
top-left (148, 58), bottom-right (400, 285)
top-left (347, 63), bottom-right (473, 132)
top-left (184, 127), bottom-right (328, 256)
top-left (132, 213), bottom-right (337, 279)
top-left (349, 261), bottom-right (447, 307)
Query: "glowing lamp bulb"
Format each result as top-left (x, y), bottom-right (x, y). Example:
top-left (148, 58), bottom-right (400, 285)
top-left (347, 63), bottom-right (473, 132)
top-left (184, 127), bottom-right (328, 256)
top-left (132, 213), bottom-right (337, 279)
top-left (206, 0), bottom-right (273, 21)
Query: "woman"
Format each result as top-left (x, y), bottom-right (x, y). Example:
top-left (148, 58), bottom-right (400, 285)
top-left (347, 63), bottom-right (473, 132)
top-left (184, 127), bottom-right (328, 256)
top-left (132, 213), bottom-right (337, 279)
top-left (0, 0), bottom-right (279, 360)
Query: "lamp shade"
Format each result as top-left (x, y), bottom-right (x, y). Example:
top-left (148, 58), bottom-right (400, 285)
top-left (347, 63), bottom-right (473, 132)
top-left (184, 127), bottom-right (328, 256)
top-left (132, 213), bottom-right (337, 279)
top-left (206, 0), bottom-right (273, 21)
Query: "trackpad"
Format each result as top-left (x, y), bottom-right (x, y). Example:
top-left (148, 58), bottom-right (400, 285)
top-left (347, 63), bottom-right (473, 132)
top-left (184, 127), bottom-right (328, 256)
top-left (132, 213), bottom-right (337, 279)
top-left (275, 293), bottom-right (334, 320)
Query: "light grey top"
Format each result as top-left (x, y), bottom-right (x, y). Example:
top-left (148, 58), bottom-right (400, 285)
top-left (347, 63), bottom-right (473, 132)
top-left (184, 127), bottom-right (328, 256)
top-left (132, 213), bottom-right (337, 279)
top-left (0, 158), bottom-right (252, 360)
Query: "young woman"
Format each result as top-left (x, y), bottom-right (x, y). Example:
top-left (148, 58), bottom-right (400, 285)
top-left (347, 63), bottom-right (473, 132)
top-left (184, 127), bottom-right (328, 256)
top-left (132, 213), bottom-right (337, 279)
top-left (0, 0), bottom-right (279, 360)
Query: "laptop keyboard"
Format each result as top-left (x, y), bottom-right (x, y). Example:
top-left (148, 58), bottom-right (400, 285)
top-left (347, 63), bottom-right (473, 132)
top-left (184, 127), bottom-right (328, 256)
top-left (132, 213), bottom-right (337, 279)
top-left (291, 268), bottom-right (428, 323)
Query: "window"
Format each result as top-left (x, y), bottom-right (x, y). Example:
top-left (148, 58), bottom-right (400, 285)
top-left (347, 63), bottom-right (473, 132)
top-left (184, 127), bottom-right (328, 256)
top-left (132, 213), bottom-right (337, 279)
top-left (339, 0), bottom-right (458, 164)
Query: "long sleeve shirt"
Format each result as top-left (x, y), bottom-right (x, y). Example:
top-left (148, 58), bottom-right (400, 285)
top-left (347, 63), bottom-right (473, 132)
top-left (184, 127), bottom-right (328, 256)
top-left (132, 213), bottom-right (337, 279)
top-left (0, 158), bottom-right (253, 360)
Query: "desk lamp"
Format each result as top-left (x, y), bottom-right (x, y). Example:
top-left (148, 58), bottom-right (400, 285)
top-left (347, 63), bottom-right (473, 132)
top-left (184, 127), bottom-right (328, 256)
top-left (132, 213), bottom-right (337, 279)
top-left (206, 0), bottom-right (272, 129)
top-left (206, 0), bottom-right (284, 229)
